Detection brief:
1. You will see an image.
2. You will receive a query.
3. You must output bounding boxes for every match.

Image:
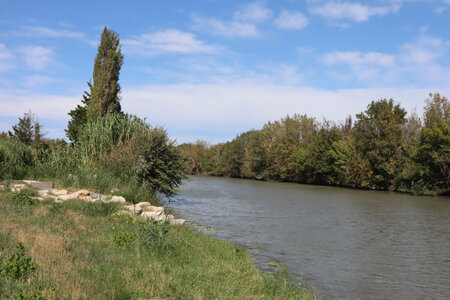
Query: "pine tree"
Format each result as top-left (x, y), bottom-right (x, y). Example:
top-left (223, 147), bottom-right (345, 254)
top-left (11, 111), bottom-right (45, 146)
top-left (66, 85), bottom-right (90, 143)
top-left (87, 26), bottom-right (124, 119)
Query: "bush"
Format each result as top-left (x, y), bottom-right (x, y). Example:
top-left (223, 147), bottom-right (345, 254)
top-left (112, 231), bottom-right (136, 247)
top-left (139, 221), bottom-right (172, 250)
top-left (12, 190), bottom-right (38, 207)
top-left (0, 139), bottom-right (34, 180)
top-left (1, 243), bottom-right (36, 280)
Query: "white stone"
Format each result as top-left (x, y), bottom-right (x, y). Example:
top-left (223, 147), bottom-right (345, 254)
top-left (135, 202), bottom-right (151, 208)
top-left (57, 193), bottom-right (79, 201)
top-left (141, 211), bottom-right (167, 221)
top-left (145, 206), bottom-right (164, 213)
top-left (109, 196), bottom-right (126, 203)
top-left (11, 184), bottom-right (27, 192)
top-left (167, 214), bottom-right (174, 219)
top-left (76, 190), bottom-right (90, 196)
top-left (169, 219), bottom-right (185, 225)
top-left (110, 188), bottom-right (119, 193)
top-left (0, 185), bottom-right (4, 190)
top-left (124, 205), bottom-right (142, 214)
top-left (79, 195), bottom-right (93, 201)
top-left (58, 190), bottom-right (68, 195)
top-left (31, 197), bottom-right (44, 201)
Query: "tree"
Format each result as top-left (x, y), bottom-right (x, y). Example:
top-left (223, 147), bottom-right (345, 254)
top-left (414, 94), bottom-right (450, 193)
top-left (66, 87), bottom-right (90, 143)
top-left (353, 99), bottom-right (407, 189)
top-left (87, 27), bottom-right (124, 119)
top-left (10, 111), bottom-right (45, 147)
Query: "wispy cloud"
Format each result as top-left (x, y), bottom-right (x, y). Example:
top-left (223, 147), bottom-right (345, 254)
top-left (16, 26), bottom-right (85, 39)
top-left (191, 2), bottom-right (272, 37)
top-left (20, 46), bottom-right (54, 70)
top-left (309, 1), bottom-right (401, 24)
top-left (23, 75), bottom-right (55, 87)
top-left (0, 43), bottom-right (14, 72)
top-left (323, 51), bottom-right (395, 67)
top-left (123, 29), bottom-right (221, 55)
top-left (234, 2), bottom-right (272, 23)
top-left (274, 10), bottom-right (309, 30)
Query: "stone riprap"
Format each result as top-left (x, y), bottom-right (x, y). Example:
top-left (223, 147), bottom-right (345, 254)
top-left (4, 180), bottom-right (185, 225)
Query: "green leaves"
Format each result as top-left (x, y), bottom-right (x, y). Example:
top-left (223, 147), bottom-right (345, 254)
top-left (1, 243), bottom-right (36, 280)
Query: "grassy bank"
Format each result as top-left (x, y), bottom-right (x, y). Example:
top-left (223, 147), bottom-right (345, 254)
top-left (0, 186), bottom-right (318, 299)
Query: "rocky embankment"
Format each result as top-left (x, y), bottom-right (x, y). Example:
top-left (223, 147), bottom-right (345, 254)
top-left (0, 180), bottom-right (185, 225)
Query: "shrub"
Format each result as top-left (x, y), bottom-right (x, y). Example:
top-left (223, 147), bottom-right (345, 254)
top-left (12, 190), bottom-right (38, 207)
top-left (112, 231), bottom-right (136, 247)
top-left (139, 221), bottom-right (172, 250)
top-left (1, 243), bottom-right (36, 280)
top-left (0, 139), bottom-right (34, 180)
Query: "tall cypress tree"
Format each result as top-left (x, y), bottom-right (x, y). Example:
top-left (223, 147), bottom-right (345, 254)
top-left (87, 26), bottom-right (124, 119)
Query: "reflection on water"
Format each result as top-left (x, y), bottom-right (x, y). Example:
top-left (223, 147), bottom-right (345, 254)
top-left (165, 176), bottom-right (450, 299)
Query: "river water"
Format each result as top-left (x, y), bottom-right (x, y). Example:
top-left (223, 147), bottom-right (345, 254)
top-left (166, 176), bottom-right (450, 299)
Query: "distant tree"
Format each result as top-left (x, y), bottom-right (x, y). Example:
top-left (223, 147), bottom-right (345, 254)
top-left (10, 111), bottom-right (45, 146)
top-left (66, 86), bottom-right (90, 143)
top-left (414, 94), bottom-right (450, 193)
top-left (353, 99), bottom-right (407, 189)
top-left (87, 26), bottom-right (124, 119)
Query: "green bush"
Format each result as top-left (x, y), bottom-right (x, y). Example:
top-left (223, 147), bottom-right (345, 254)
top-left (112, 231), bottom-right (136, 247)
top-left (12, 191), bottom-right (38, 207)
top-left (0, 139), bottom-right (34, 180)
top-left (1, 243), bottom-right (36, 280)
top-left (139, 221), bottom-right (172, 250)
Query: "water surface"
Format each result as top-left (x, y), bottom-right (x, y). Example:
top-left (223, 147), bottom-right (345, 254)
top-left (166, 176), bottom-right (450, 299)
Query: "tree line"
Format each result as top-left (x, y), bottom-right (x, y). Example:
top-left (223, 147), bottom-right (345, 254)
top-left (178, 95), bottom-right (449, 195)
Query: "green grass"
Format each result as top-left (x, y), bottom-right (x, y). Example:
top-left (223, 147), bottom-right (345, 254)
top-left (0, 189), bottom-right (318, 299)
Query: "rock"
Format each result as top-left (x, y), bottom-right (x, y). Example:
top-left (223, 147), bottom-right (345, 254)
top-left (57, 193), bottom-right (79, 201)
top-left (0, 184), bottom-right (5, 190)
top-left (11, 184), bottom-right (27, 192)
top-left (144, 206), bottom-right (164, 213)
top-left (169, 219), bottom-right (185, 225)
top-left (167, 214), bottom-right (175, 219)
top-left (38, 190), bottom-right (49, 195)
top-left (109, 196), bottom-right (126, 203)
top-left (135, 202), bottom-right (151, 208)
top-left (91, 192), bottom-right (107, 201)
top-left (58, 190), bottom-right (68, 195)
top-left (124, 205), bottom-right (142, 214)
top-left (54, 200), bottom-right (63, 203)
top-left (23, 180), bottom-right (54, 190)
top-left (110, 188), bottom-right (119, 193)
top-left (141, 211), bottom-right (167, 221)
top-left (79, 195), bottom-right (93, 201)
top-left (76, 190), bottom-right (90, 197)
top-left (31, 197), bottom-right (44, 201)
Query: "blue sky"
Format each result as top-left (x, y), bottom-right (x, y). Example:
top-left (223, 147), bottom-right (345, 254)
top-left (1, 0), bottom-right (449, 143)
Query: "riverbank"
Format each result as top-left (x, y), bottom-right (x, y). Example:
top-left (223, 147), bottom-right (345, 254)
top-left (0, 181), bottom-right (318, 299)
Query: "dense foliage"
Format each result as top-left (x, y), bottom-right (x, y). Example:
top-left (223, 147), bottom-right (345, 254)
top-left (178, 94), bottom-right (450, 195)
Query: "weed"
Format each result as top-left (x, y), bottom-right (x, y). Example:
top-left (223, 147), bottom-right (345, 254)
top-left (113, 231), bottom-right (137, 247)
top-left (1, 243), bottom-right (37, 280)
top-left (139, 220), bottom-right (172, 250)
top-left (12, 191), bottom-right (38, 207)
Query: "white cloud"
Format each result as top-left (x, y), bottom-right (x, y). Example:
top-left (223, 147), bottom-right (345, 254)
top-left (191, 15), bottom-right (260, 38)
top-left (0, 44), bottom-right (14, 72)
top-left (274, 10), bottom-right (309, 30)
top-left (123, 29), bottom-right (220, 55)
top-left (23, 75), bottom-right (55, 87)
top-left (400, 34), bottom-right (447, 65)
top-left (1, 84), bottom-right (448, 143)
top-left (309, 1), bottom-right (401, 23)
top-left (234, 2), bottom-right (272, 23)
top-left (191, 2), bottom-right (271, 37)
top-left (323, 51), bottom-right (395, 67)
top-left (20, 46), bottom-right (54, 70)
top-left (17, 26), bottom-right (85, 39)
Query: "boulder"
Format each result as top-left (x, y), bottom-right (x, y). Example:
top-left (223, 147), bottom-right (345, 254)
top-left (23, 180), bottom-right (54, 190)
top-left (31, 197), bottom-right (44, 201)
top-left (167, 214), bottom-right (175, 219)
top-left (109, 196), bottom-right (126, 203)
top-left (0, 184), bottom-right (5, 190)
top-left (141, 211), bottom-right (167, 221)
top-left (11, 184), bottom-right (27, 192)
top-left (169, 219), bottom-right (185, 225)
top-left (135, 202), bottom-right (151, 208)
top-left (110, 188), bottom-right (119, 193)
top-left (144, 206), bottom-right (164, 213)
top-left (124, 205), bottom-right (142, 214)
top-left (58, 193), bottom-right (79, 201)
top-left (79, 195), bottom-right (93, 201)
top-left (91, 192), bottom-right (107, 201)
top-left (76, 190), bottom-right (90, 197)
top-left (58, 190), bottom-right (68, 195)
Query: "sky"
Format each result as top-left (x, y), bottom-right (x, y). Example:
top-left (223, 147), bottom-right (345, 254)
top-left (0, 0), bottom-right (449, 144)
